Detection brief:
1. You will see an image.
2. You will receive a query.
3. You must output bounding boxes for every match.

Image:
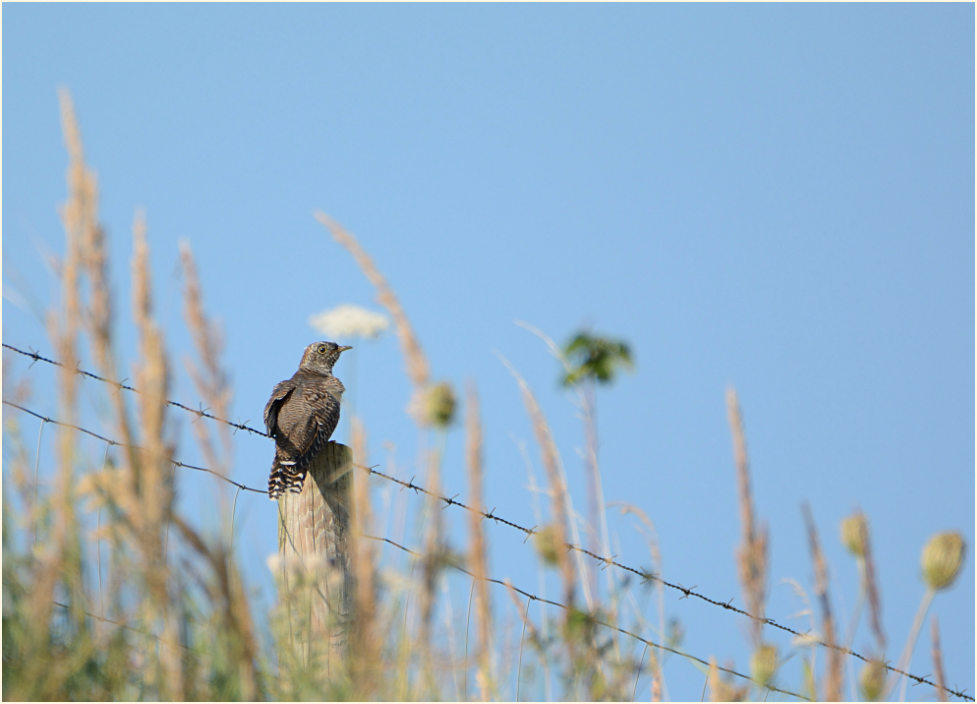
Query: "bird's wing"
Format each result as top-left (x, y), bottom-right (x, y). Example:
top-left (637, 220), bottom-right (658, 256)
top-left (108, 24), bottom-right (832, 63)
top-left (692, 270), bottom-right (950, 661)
top-left (263, 379), bottom-right (295, 436)
top-left (280, 385), bottom-right (341, 461)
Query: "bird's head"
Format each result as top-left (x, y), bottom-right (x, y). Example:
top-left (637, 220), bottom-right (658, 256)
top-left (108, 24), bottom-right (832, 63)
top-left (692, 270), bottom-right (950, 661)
top-left (299, 341), bottom-right (352, 374)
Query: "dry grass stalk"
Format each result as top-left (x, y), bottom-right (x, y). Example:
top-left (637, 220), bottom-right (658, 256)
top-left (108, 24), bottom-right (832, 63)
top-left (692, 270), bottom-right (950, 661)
top-left (725, 387), bottom-right (768, 645)
top-left (48, 87), bottom-right (87, 593)
top-left (130, 212), bottom-right (184, 699)
top-left (349, 418), bottom-right (380, 697)
top-left (516, 320), bottom-right (611, 604)
top-left (224, 562), bottom-right (262, 700)
top-left (931, 616), bottom-right (948, 702)
top-left (581, 382), bottom-right (603, 602)
top-left (414, 431), bottom-right (447, 697)
top-left (19, 90), bottom-right (93, 693)
top-left (617, 503), bottom-right (666, 697)
top-left (173, 515), bottom-right (260, 698)
top-left (131, 213), bottom-right (174, 545)
top-left (501, 357), bottom-right (576, 609)
top-left (502, 577), bottom-right (543, 700)
top-left (515, 321), bottom-right (596, 578)
top-left (418, 434), bottom-right (447, 661)
top-left (649, 651), bottom-right (662, 701)
top-left (708, 656), bottom-right (748, 701)
top-left (177, 240), bottom-right (260, 698)
top-left (500, 355), bottom-right (603, 695)
top-left (859, 513), bottom-right (886, 652)
top-left (315, 212), bottom-right (430, 389)
top-left (465, 385), bottom-right (493, 700)
top-left (52, 93), bottom-right (145, 695)
top-left (802, 503), bottom-right (843, 701)
top-left (2, 396), bottom-right (39, 523)
top-left (65, 100), bottom-right (134, 456)
top-left (55, 91), bottom-right (89, 387)
top-left (179, 241), bottom-right (233, 479)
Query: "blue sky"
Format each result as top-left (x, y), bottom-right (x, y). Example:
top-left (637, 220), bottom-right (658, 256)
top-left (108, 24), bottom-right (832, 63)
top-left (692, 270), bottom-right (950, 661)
top-left (3, 3), bottom-right (973, 700)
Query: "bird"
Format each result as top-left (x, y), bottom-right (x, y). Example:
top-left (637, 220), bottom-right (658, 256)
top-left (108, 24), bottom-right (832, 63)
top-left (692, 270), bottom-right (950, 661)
top-left (264, 341), bottom-right (352, 499)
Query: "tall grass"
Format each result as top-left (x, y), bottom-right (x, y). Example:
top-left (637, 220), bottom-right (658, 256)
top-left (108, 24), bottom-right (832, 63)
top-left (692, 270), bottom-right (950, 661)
top-left (1, 92), bottom-right (968, 702)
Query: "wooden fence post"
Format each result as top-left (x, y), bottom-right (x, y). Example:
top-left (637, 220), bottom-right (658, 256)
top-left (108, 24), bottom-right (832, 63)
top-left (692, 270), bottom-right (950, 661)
top-left (276, 441), bottom-right (353, 676)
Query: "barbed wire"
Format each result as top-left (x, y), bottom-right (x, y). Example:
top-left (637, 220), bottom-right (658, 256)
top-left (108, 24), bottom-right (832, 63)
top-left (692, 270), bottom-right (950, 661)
top-left (52, 601), bottom-right (199, 655)
top-left (2, 343), bottom-right (269, 439)
top-left (2, 343), bottom-right (972, 701)
top-left (364, 533), bottom-right (810, 701)
top-left (2, 399), bottom-right (265, 495)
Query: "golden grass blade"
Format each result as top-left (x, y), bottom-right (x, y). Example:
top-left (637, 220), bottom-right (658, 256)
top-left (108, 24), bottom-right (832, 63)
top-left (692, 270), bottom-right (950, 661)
top-left (802, 503), bottom-right (842, 701)
top-left (179, 240), bottom-right (233, 479)
top-left (131, 211), bottom-right (186, 699)
top-left (498, 354), bottom-right (576, 609)
top-left (350, 418), bottom-right (380, 698)
top-left (726, 387), bottom-right (768, 646)
top-left (315, 212), bottom-right (430, 390)
top-left (465, 384), bottom-right (493, 700)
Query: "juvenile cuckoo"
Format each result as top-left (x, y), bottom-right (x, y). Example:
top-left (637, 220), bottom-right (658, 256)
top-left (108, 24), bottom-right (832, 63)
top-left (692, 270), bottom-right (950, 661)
top-left (264, 341), bottom-right (352, 499)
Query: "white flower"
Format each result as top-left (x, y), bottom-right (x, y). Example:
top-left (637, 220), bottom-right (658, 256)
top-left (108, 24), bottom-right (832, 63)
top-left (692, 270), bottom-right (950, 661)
top-left (266, 553), bottom-right (282, 574)
top-left (791, 632), bottom-right (822, 649)
top-left (308, 304), bottom-right (389, 339)
top-left (266, 551), bottom-right (326, 577)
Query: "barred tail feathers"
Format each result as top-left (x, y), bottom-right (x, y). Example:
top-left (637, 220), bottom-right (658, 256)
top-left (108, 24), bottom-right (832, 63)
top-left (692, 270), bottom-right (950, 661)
top-left (268, 450), bottom-right (309, 500)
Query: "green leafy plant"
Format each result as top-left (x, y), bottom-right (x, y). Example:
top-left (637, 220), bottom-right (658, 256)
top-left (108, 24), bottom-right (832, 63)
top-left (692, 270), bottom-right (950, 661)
top-left (560, 333), bottom-right (634, 388)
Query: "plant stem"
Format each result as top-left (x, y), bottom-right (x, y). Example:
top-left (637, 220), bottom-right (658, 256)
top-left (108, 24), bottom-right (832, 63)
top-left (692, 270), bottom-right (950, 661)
top-left (892, 587), bottom-right (935, 700)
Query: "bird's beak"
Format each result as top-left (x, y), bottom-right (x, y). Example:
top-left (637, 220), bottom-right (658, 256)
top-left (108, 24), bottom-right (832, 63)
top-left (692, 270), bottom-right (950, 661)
top-left (338, 345), bottom-right (353, 353)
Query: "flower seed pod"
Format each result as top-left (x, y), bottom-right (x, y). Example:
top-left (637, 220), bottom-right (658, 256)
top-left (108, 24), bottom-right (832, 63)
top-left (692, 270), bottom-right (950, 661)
top-left (410, 382), bottom-right (457, 428)
top-left (841, 513), bottom-right (869, 558)
top-left (750, 643), bottom-right (777, 688)
top-left (921, 532), bottom-right (966, 591)
top-left (533, 524), bottom-right (562, 566)
top-left (859, 659), bottom-right (886, 701)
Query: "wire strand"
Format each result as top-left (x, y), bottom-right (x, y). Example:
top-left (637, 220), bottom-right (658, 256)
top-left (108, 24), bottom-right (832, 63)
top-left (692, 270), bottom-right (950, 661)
top-left (2, 343), bottom-right (270, 438)
top-left (2, 399), bottom-right (265, 495)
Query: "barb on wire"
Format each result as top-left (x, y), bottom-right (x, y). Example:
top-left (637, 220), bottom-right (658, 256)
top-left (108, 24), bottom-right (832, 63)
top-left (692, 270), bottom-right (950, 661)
top-left (2, 343), bottom-right (270, 438)
top-left (2, 399), bottom-right (265, 495)
top-left (364, 533), bottom-right (809, 701)
top-left (3, 342), bottom-right (973, 702)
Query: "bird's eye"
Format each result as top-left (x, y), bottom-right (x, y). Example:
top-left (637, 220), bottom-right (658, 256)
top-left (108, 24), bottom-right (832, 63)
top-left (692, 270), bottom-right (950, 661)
top-left (317, 345), bottom-right (327, 354)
